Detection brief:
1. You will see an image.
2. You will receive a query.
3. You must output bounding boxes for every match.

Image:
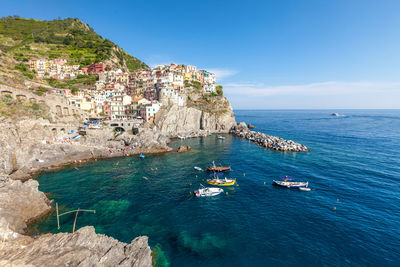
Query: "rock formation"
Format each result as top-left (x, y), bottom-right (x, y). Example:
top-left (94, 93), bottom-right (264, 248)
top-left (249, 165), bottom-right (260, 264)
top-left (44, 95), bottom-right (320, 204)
top-left (0, 226), bottom-right (152, 267)
top-left (177, 145), bottom-right (191, 152)
top-left (154, 102), bottom-right (236, 137)
top-left (0, 178), bottom-right (51, 241)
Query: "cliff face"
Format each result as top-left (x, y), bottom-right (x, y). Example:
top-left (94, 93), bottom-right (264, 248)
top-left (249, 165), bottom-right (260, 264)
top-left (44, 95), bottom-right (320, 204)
top-left (0, 226), bottom-right (152, 267)
top-left (154, 95), bottom-right (236, 136)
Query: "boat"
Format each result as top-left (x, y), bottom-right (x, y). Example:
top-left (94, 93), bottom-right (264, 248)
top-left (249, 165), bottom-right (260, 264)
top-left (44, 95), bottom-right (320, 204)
top-left (206, 161), bottom-right (231, 172)
top-left (273, 176), bottom-right (308, 188)
top-left (177, 135), bottom-right (185, 140)
top-left (194, 184), bottom-right (224, 197)
top-left (217, 135), bottom-right (225, 140)
top-left (194, 166), bottom-right (203, 171)
top-left (139, 153), bottom-right (145, 158)
top-left (331, 113), bottom-right (340, 117)
top-left (206, 177), bottom-right (236, 186)
top-left (299, 187), bottom-right (311, 191)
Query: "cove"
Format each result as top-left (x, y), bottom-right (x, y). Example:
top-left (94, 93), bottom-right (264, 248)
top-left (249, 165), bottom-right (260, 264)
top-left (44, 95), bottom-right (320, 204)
top-left (31, 110), bottom-right (400, 266)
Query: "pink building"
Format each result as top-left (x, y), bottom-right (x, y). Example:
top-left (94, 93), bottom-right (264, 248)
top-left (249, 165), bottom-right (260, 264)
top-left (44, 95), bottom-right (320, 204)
top-left (103, 101), bottom-right (111, 118)
top-left (86, 62), bottom-right (107, 73)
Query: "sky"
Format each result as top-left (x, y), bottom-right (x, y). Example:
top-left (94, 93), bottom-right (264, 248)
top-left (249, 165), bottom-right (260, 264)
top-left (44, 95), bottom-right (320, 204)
top-left (1, 0), bottom-right (400, 109)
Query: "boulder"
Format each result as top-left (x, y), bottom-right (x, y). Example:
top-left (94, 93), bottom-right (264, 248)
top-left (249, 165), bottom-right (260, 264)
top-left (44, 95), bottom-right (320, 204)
top-left (248, 123), bottom-right (255, 129)
top-left (0, 226), bottom-right (152, 267)
top-left (177, 146), bottom-right (191, 153)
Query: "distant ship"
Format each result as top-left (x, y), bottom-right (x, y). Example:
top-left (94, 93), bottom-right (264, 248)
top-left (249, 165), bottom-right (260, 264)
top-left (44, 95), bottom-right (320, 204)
top-left (331, 113), bottom-right (340, 117)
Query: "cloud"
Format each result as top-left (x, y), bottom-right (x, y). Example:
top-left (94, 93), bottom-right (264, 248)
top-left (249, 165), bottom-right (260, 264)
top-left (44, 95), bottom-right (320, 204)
top-left (224, 81), bottom-right (400, 96)
top-left (207, 68), bottom-right (238, 80)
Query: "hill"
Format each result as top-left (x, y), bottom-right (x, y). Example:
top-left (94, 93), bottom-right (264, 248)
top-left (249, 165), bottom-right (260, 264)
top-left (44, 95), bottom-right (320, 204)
top-left (0, 16), bottom-right (148, 72)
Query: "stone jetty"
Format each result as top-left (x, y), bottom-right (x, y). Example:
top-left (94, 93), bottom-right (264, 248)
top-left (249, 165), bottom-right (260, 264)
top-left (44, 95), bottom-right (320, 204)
top-left (230, 122), bottom-right (308, 152)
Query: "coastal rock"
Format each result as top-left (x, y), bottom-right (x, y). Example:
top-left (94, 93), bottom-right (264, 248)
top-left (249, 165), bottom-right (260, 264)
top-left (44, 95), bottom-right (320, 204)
top-left (0, 226), bottom-right (152, 267)
top-left (177, 145), bottom-right (191, 152)
top-left (154, 103), bottom-right (236, 137)
top-left (0, 178), bottom-right (51, 240)
top-left (248, 123), bottom-right (255, 129)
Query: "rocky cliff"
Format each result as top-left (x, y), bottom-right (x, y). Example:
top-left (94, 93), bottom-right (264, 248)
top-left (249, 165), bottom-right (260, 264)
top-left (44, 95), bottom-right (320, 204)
top-left (0, 226), bottom-right (152, 267)
top-left (154, 94), bottom-right (236, 137)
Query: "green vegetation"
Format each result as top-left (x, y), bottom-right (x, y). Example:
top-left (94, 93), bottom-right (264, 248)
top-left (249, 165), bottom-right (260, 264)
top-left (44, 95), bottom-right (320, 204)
top-left (216, 85), bottom-right (223, 96)
top-left (0, 16), bottom-right (148, 71)
top-left (14, 63), bottom-right (34, 79)
top-left (45, 73), bottom-right (97, 91)
top-left (0, 95), bottom-right (49, 118)
top-left (191, 81), bottom-right (202, 91)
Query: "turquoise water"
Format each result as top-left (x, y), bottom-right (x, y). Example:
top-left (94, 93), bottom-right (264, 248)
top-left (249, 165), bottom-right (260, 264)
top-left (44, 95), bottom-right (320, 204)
top-left (33, 110), bottom-right (400, 266)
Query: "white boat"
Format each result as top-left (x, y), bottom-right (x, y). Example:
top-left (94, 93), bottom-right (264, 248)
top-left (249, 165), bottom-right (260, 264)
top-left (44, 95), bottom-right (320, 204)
top-left (217, 135), bottom-right (225, 140)
top-left (177, 135), bottom-right (185, 140)
top-left (273, 177), bottom-right (308, 188)
top-left (331, 113), bottom-right (340, 117)
top-left (194, 166), bottom-right (202, 171)
top-left (194, 184), bottom-right (223, 197)
top-left (299, 187), bottom-right (311, 191)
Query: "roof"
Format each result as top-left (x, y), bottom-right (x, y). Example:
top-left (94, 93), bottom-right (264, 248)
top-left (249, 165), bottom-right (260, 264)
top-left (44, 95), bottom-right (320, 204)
top-left (132, 98), bottom-right (144, 102)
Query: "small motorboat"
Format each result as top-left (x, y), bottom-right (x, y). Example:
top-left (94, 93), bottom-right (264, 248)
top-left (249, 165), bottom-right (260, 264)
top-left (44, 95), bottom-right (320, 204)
top-left (206, 161), bottom-right (231, 172)
top-left (217, 135), bottom-right (225, 140)
top-left (331, 113), bottom-right (340, 117)
top-left (139, 153), bottom-right (145, 158)
top-left (194, 166), bottom-right (203, 171)
top-left (273, 176), bottom-right (308, 188)
top-left (177, 135), bottom-right (185, 140)
top-left (206, 177), bottom-right (236, 186)
top-left (194, 184), bottom-right (224, 197)
top-left (299, 187), bottom-right (311, 191)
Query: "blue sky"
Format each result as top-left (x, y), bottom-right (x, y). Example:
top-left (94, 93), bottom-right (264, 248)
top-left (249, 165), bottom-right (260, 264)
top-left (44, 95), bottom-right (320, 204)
top-left (2, 0), bottom-right (400, 109)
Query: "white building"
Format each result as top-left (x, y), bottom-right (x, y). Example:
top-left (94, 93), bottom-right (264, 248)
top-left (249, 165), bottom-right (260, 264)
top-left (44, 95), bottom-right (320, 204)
top-left (140, 101), bottom-right (162, 121)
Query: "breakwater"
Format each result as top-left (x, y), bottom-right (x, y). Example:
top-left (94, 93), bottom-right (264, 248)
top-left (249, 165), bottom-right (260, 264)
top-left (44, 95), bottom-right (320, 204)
top-left (230, 122), bottom-right (308, 152)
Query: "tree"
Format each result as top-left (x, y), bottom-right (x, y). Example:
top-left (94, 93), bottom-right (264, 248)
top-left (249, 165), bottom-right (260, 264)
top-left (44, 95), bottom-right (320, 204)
top-left (216, 85), bottom-right (223, 96)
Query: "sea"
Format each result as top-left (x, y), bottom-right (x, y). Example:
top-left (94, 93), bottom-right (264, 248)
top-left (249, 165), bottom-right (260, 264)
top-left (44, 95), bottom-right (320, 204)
top-left (31, 110), bottom-right (400, 266)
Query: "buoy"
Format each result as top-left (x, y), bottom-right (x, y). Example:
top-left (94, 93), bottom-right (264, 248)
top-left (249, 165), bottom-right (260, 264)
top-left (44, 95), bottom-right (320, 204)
top-left (195, 175), bottom-right (198, 178)
top-left (243, 173), bottom-right (245, 176)
top-left (336, 198), bottom-right (340, 202)
top-left (226, 192), bottom-right (228, 195)
top-left (333, 207), bottom-right (337, 211)
top-left (189, 183), bottom-right (192, 186)
top-left (236, 183), bottom-right (239, 187)
top-left (264, 182), bottom-right (266, 184)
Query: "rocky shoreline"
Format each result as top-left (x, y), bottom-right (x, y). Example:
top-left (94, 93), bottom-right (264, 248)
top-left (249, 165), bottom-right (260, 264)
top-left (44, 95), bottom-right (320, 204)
top-left (0, 116), bottom-right (308, 266)
top-left (230, 122), bottom-right (308, 152)
top-left (0, 118), bottom-right (171, 266)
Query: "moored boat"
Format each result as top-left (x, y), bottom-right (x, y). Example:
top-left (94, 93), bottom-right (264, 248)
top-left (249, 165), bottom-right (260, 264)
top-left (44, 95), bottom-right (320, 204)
top-left (217, 135), bottom-right (225, 140)
top-left (206, 161), bottom-right (231, 172)
top-left (206, 177), bottom-right (236, 186)
top-left (194, 166), bottom-right (202, 171)
top-left (177, 135), bottom-right (185, 140)
top-left (273, 176), bottom-right (308, 188)
top-left (194, 184), bottom-right (224, 197)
